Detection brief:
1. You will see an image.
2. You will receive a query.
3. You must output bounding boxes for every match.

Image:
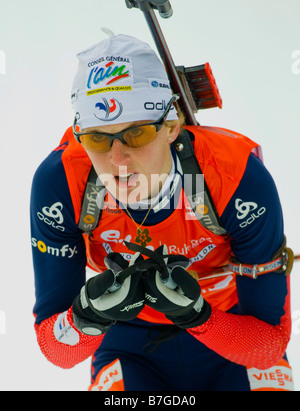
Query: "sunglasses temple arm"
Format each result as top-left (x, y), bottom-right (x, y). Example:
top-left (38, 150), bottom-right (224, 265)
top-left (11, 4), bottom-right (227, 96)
top-left (73, 117), bottom-right (83, 144)
top-left (156, 94), bottom-right (181, 124)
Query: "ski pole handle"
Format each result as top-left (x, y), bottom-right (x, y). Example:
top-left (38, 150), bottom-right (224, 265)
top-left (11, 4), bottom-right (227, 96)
top-left (160, 270), bottom-right (177, 290)
top-left (108, 272), bottom-right (122, 293)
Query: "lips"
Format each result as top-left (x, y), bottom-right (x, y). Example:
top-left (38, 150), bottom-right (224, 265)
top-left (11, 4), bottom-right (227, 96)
top-left (114, 172), bottom-right (139, 189)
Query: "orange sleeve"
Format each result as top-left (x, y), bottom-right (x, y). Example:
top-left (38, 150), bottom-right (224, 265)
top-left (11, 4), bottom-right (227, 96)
top-left (188, 305), bottom-right (291, 370)
top-left (34, 307), bottom-right (104, 369)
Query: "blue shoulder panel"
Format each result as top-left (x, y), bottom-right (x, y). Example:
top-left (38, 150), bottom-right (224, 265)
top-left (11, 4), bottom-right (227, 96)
top-left (220, 153), bottom-right (288, 326)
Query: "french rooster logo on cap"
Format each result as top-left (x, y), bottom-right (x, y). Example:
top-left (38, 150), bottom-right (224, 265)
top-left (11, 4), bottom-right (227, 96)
top-left (94, 98), bottom-right (123, 122)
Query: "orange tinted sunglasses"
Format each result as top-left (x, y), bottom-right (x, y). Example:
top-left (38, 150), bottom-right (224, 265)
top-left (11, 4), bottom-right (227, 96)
top-left (73, 95), bottom-right (179, 153)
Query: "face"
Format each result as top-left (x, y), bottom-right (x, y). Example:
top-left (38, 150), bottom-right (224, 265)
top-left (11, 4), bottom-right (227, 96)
top-left (83, 120), bottom-right (180, 204)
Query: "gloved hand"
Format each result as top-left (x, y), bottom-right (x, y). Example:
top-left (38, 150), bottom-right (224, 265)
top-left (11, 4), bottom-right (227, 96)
top-left (72, 252), bottom-right (145, 336)
top-left (142, 245), bottom-right (212, 329)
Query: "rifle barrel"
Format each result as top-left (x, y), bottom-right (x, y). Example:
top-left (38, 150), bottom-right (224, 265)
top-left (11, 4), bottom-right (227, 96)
top-left (143, 8), bottom-right (198, 125)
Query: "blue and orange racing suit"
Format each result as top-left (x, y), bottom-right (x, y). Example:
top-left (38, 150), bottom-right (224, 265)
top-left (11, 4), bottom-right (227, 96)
top-left (30, 125), bottom-right (293, 391)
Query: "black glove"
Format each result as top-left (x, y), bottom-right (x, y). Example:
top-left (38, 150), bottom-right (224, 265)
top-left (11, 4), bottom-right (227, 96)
top-left (72, 252), bottom-right (145, 336)
top-left (142, 245), bottom-right (212, 329)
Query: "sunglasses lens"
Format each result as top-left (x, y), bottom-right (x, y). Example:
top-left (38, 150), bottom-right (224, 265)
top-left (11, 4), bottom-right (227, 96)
top-left (78, 125), bottom-right (159, 153)
top-left (123, 125), bottom-right (158, 148)
top-left (80, 134), bottom-right (111, 153)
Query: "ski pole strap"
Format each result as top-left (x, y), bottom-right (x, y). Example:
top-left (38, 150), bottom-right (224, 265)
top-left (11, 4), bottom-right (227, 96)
top-left (227, 237), bottom-right (294, 279)
top-left (124, 241), bottom-right (170, 279)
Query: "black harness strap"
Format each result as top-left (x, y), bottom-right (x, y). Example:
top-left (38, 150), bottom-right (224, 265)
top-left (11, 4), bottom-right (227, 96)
top-left (173, 129), bottom-right (227, 236)
top-left (78, 167), bottom-right (107, 234)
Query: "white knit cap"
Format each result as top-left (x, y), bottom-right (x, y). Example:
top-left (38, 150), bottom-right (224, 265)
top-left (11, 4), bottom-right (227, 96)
top-left (71, 34), bottom-right (178, 129)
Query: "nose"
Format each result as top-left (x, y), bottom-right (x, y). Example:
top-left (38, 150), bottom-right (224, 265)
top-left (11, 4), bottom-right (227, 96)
top-left (109, 139), bottom-right (131, 167)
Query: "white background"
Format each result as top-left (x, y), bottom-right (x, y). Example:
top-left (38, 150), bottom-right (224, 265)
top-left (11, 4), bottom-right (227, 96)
top-left (0, 0), bottom-right (299, 391)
